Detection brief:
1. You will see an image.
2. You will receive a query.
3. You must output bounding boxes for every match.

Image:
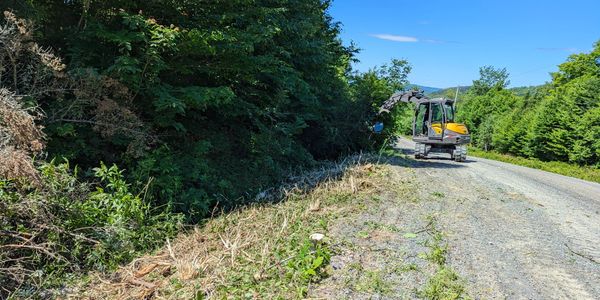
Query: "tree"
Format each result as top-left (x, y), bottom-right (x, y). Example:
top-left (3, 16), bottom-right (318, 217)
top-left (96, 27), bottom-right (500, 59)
top-left (470, 66), bottom-right (510, 96)
top-left (477, 117), bottom-right (494, 151)
top-left (524, 41), bottom-right (600, 163)
top-left (349, 59), bottom-right (412, 138)
top-left (0, 11), bottom-right (63, 184)
top-left (573, 106), bottom-right (600, 166)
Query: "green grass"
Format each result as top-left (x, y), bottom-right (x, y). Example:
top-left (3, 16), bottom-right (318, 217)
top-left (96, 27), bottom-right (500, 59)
top-left (355, 270), bottom-right (393, 295)
top-left (431, 191), bottom-right (446, 198)
top-left (418, 216), bottom-right (470, 300)
top-left (419, 267), bottom-right (470, 300)
top-left (364, 220), bottom-right (401, 233)
top-left (469, 147), bottom-right (600, 184)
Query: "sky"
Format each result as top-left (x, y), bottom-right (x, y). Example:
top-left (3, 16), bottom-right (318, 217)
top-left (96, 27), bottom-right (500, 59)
top-left (328, 0), bottom-right (600, 88)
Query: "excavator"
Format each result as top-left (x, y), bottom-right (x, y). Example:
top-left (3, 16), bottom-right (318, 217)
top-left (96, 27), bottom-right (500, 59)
top-left (379, 90), bottom-right (471, 162)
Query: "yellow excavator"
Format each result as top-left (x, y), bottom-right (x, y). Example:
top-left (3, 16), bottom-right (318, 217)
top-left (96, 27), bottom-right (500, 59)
top-left (380, 90), bottom-right (471, 162)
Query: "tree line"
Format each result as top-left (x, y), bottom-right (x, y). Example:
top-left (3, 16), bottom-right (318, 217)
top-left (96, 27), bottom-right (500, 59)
top-left (457, 42), bottom-right (600, 167)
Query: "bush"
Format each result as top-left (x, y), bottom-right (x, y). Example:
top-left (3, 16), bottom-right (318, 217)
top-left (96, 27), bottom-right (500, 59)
top-left (0, 160), bottom-right (182, 298)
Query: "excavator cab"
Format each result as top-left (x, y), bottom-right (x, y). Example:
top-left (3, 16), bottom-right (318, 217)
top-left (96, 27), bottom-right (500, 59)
top-left (381, 91), bottom-right (471, 162)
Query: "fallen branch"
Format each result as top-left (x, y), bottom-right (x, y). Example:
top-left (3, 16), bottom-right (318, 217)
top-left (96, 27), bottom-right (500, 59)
top-left (415, 218), bottom-right (434, 234)
top-left (564, 243), bottom-right (599, 264)
top-left (127, 278), bottom-right (156, 289)
top-left (0, 244), bottom-right (67, 262)
top-left (38, 224), bottom-right (100, 245)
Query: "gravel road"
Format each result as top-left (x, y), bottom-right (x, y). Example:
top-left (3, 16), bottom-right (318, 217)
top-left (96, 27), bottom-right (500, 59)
top-left (311, 138), bottom-right (600, 299)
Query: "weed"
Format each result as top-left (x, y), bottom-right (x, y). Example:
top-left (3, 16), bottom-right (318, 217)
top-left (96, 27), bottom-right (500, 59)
top-left (394, 263), bottom-right (420, 273)
top-left (170, 278), bottom-right (184, 290)
top-left (356, 230), bottom-right (370, 239)
top-left (404, 232), bottom-right (418, 238)
top-left (364, 220), bottom-right (400, 232)
top-left (372, 195), bottom-right (383, 202)
top-left (431, 191), bottom-right (445, 198)
top-left (426, 229), bottom-right (448, 266)
top-left (418, 216), bottom-right (470, 299)
top-left (347, 262), bottom-right (364, 272)
top-left (286, 239), bottom-right (331, 282)
top-left (426, 242), bottom-right (448, 266)
top-left (419, 267), bottom-right (470, 300)
top-left (355, 270), bottom-right (392, 295)
top-left (318, 218), bottom-right (329, 231)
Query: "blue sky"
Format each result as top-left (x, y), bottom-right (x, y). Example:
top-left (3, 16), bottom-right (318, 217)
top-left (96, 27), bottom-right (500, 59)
top-left (328, 0), bottom-right (600, 88)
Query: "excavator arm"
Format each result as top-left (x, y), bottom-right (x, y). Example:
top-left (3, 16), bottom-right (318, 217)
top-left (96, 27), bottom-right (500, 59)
top-left (371, 90), bottom-right (427, 135)
top-left (378, 90), bottom-right (427, 114)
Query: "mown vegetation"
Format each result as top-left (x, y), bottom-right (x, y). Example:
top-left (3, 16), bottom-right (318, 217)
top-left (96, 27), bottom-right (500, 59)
top-left (0, 1), bottom-right (410, 297)
top-left (457, 42), bottom-right (600, 169)
top-left (69, 157), bottom-right (390, 299)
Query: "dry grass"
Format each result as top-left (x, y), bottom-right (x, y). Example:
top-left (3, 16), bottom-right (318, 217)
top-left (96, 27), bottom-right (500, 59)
top-left (67, 155), bottom-right (394, 299)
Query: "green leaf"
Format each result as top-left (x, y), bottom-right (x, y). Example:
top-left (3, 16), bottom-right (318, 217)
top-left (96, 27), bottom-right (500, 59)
top-left (403, 232), bottom-right (417, 239)
top-left (312, 256), bottom-right (324, 269)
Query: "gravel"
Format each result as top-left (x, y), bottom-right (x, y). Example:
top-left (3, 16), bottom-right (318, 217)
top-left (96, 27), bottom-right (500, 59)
top-left (310, 138), bottom-right (600, 299)
top-left (396, 137), bottom-right (600, 299)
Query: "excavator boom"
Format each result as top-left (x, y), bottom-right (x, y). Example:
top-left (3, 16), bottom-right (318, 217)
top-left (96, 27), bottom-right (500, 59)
top-left (378, 90), bottom-right (426, 114)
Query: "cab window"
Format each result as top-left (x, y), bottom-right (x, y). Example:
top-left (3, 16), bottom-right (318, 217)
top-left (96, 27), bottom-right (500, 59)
top-left (443, 103), bottom-right (455, 123)
top-left (431, 103), bottom-right (443, 123)
top-left (415, 103), bottom-right (428, 135)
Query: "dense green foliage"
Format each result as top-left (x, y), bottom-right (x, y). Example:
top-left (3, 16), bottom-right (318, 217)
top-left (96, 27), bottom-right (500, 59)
top-left (349, 59), bottom-right (413, 137)
top-left (457, 42), bottom-right (600, 167)
top-left (0, 0), bottom-right (393, 222)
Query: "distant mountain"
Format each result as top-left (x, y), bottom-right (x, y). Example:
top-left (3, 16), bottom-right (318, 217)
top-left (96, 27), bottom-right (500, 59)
top-left (408, 84), bottom-right (549, 99)
top-left (427, 86), bottom-right (470, 98)
top-left (406, 84), bottom-right (442, 94)
top-left (509, 84), bottom-right (548, 97)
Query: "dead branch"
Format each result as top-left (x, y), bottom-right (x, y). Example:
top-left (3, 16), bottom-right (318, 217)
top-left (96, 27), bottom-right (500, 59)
top-left (0, 244), bottom-right (67, 263)
top-left (565, 243), bottom-right (600, 264)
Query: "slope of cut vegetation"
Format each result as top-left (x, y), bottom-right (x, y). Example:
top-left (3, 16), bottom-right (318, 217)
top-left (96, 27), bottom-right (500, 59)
top-left (66, 155), bottom-right (393, 299)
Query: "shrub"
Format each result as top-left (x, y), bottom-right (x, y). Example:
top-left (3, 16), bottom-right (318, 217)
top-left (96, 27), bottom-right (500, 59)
top-left (0, 160), bottom-right (182, 298)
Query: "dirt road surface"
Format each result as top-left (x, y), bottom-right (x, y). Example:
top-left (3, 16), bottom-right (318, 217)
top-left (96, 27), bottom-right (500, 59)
top-left (310, 137), bottom-right (600, 299)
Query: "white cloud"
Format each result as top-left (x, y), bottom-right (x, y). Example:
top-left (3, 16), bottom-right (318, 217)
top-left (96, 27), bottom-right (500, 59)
top-left (422, 39), bottom-right (445, 44)
top-left (371, 34), bottom-right (418, 42)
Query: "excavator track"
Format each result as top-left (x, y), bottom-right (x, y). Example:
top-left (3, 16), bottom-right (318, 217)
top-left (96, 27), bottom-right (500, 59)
top-left (453, 145), bottom-right (467, 162)
top-left (414, 142), bottom-right (427, 159)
